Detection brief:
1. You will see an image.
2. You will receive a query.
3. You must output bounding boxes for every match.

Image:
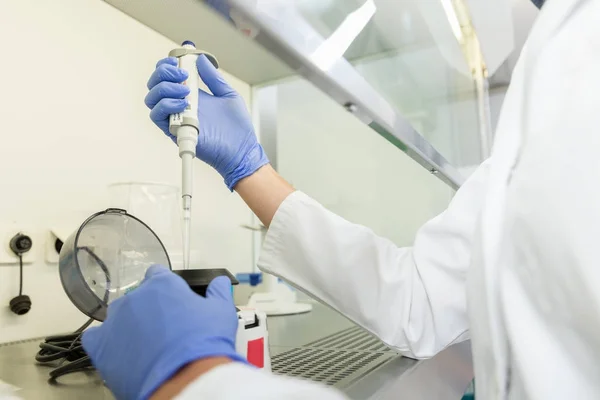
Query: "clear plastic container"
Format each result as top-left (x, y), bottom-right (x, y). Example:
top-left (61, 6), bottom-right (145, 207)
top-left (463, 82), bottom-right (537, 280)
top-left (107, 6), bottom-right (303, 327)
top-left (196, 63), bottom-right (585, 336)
top-left (59, 209), bottom-right (171, 321)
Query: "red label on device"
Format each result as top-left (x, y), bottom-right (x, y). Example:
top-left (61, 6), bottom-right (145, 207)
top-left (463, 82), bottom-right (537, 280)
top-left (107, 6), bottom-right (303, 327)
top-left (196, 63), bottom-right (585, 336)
top-left (247, 338), bottom-right (264, 368)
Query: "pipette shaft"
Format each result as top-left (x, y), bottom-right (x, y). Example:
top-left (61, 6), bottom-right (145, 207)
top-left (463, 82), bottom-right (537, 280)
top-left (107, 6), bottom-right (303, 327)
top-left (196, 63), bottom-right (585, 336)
top-left (180, 131), bottom-right (195, 270)
top-left (169, 41), bottom-right (200, 270)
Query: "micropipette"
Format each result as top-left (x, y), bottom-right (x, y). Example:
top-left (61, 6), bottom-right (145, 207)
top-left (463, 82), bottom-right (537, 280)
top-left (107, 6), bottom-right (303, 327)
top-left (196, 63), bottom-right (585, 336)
top-left (168, 41), bottom-right (219, 269)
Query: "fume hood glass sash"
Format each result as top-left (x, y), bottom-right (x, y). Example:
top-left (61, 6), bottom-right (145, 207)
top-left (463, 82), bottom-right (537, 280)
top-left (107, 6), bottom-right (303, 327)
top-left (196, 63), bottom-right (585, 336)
top-left (211, 0), bottom-right (469, 190)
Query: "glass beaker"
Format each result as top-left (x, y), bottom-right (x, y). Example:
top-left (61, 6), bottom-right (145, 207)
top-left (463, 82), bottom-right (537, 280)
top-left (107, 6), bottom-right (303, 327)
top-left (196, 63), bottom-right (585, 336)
top-left (108, 182), bottom-right (183, 269)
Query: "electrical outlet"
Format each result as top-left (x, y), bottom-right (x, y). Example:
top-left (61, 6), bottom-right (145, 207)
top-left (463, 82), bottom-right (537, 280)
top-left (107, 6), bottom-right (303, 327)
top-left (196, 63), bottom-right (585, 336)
top-left (0, 225), bottom-right (36, 266)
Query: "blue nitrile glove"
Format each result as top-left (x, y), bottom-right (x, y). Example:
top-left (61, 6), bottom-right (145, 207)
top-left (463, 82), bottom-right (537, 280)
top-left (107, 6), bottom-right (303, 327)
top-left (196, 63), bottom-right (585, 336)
top-left (144, 55), bottom-right (269, 190)
top-left (82, 265), bottom-right (245, 400)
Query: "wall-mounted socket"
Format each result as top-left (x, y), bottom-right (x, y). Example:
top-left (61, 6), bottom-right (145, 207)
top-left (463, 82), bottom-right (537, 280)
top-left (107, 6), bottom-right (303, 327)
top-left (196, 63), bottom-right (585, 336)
top-left (0, 226), bottom-right (36, 266)
top-left (45, 227), bottom-right (71, 264)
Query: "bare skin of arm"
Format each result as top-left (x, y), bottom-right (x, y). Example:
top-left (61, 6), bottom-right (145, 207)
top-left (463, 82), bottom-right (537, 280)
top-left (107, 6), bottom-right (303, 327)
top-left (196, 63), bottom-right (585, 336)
top-left (150, 357), bottom-right (232, 399)
top-left (234, 164), bottom-right (295, 227)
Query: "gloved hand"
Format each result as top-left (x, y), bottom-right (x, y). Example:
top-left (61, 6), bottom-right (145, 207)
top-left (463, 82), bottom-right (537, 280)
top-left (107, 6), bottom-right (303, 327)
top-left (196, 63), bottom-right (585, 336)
top-left (145, 55), bottom-right (269, 190)
top-left (82, 266), bottom-right (245, 400)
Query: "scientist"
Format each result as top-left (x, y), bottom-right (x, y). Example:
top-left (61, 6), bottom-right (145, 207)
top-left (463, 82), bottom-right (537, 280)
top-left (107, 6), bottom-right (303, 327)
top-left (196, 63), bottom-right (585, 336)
top-left (82, 0), bottom-right (600, 398)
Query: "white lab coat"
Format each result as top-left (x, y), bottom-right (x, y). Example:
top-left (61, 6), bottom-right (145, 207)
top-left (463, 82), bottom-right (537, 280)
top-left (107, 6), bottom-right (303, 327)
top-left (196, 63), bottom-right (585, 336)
top-left (177, 0), bottom-right (600, 398)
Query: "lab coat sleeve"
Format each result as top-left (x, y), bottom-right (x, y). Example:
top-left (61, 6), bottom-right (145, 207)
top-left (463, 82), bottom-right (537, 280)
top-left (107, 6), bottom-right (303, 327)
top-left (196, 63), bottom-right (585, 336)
top-left (175, 363), bottom-right (348, 400)
top-left (259, 160), bottom-right (491, 359)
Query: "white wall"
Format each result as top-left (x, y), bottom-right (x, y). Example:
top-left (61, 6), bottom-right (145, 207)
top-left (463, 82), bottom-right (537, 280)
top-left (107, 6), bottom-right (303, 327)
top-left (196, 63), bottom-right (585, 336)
top-left (0, 0), bottom-right (254, 343)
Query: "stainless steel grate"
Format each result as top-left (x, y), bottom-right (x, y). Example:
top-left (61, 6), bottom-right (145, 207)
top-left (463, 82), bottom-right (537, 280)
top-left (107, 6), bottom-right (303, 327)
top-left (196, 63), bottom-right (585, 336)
top-left (272, 326), bottom-right (398, 388)
top-left (304, 326), bottom-right (395, 353)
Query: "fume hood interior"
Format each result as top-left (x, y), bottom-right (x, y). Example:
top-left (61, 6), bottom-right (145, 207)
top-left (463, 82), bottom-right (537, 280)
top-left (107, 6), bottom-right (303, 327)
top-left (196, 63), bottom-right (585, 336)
top-left (103, 0), bottom-right (518, 245)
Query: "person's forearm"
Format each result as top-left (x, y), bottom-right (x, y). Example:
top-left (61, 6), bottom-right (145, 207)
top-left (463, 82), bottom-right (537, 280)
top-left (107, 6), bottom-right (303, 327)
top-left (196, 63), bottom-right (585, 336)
top-left (235, 164), bottom-right (295, 227)
top-left (150, 357), bottom-right (232, 400)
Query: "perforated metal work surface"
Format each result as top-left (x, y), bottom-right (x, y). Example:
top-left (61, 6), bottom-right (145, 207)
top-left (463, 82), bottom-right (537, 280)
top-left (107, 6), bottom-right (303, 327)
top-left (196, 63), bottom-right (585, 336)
top-left (272, 326), bottom-right (398, 388)
top-left (0, 306), bottom-right (473, 399)
top-left (304, 326), bottom-right (395, 353)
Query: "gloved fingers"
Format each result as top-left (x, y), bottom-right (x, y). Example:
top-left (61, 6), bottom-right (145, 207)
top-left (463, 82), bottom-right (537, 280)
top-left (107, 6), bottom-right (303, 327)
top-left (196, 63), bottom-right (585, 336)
top-left (147, 62), bottom-right (188, 90)
top-left (197, 87), bottom-right (216, 105)
top-left (145, 81), bottom-right (190, 109)
top-left (149, 98), bottom-right (187, 127)
top-left (156, 57), bottom-right (178, 68)
top-left (143, 266), bottom-right (193, 297)
top-left (206, 276), bottom-right (233, 302)
top-left (81, 326), bottom-right (102, 357)
top-left (144, 265), bottom-right (171, 281)
top-left (104, 293), bottom-right (129, 319)
top-left (196, 54), bottom-right (235, 98)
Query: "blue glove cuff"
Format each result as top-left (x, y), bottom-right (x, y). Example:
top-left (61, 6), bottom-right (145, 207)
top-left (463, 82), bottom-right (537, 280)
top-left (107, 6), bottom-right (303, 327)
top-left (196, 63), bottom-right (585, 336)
top-left (224, 143), bottom-right (270, 191)
top-left (139, 337), bottom-right (247, 400)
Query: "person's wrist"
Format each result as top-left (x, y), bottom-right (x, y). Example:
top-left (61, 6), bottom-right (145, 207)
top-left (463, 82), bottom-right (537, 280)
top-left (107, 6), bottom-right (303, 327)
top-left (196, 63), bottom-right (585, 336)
top-left (140, 337), bottom-right (244, 400)
top-left (224, 142), bottom-right (270, 191)
top-left (234, 164), bottom-right (295, 227)
top-left (150, 357), bottom-right (233, 400)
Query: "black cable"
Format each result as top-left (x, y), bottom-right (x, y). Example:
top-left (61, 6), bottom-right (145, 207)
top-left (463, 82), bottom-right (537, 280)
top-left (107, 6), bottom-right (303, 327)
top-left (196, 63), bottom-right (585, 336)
top-left (35, 247), bottom-right (110, 380)
top-left (8, 233), bottom-right (32, 315)
top-left (18, 254), bottom-right (23, 296)
top-left (36, 319), bottom-right (95, 380)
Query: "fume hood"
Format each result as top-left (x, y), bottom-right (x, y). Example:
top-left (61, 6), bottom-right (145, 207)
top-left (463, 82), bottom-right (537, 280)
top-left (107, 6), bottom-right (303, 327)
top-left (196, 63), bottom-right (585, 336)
top-left (104, 0), bottom-right (515, 189)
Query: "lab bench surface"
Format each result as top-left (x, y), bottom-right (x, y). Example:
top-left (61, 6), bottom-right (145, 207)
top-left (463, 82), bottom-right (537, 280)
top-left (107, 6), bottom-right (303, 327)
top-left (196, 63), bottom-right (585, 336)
top-left (0, 303), bottom-right (473, 399)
